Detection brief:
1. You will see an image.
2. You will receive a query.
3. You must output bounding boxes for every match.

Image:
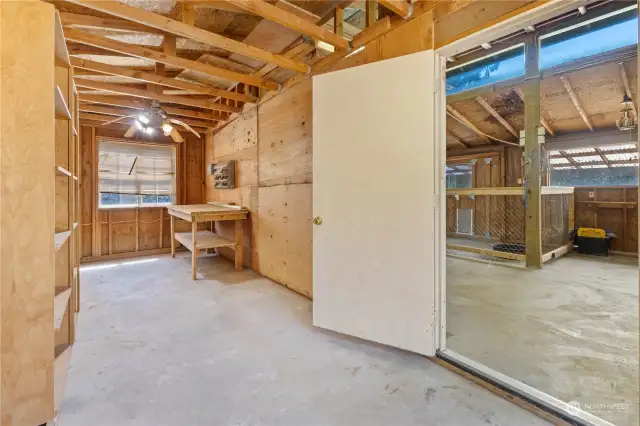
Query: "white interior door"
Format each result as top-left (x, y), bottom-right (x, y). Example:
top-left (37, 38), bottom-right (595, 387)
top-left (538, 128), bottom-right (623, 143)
top-left (312, 50), bottom-right (440, 356)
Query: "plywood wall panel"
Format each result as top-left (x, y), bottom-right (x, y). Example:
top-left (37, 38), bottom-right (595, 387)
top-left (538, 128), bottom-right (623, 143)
top-left (257, 184), bottom-right (312, 298)
top-left (138, 208), bottom-right (162, 251)
top-left (80, 126), bottom-right (94, 258)
top-left (212, 108), bottom-right (257, 158)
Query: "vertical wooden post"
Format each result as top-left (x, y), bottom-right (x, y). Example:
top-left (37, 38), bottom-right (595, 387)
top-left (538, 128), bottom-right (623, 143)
top-left (523, 34), bottom-right (542, 268)
top-left (108, 210), bottom-right (113, 255)
top-left (235, 220), bottom-right (244, 271)
top-left (366, 1), bottom-right (378, 27)
top-left (159, 209), bottom-right (164, 249)
top-left (335, 6), bottom-right (344, 37)
top-left (135, 208), bottom-right (139, 252)
top-left (191, 220), bottom-right (198, 280)
top-left (170, 214), bottom-right (176, 258)
top-left (91, 126), bottom-right (99, 256)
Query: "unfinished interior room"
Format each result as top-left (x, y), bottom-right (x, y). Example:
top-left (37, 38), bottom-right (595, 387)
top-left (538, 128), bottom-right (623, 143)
top-left (0, 1), bottom-right (637, 426)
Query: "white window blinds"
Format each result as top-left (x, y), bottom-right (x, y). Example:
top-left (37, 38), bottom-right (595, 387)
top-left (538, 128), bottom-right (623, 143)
top-left (98, 139), bottom-right (176, 208)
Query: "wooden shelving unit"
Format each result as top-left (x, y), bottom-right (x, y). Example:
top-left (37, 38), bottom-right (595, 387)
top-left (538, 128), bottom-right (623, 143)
top-left (0, 4), bottom-right (80, 425)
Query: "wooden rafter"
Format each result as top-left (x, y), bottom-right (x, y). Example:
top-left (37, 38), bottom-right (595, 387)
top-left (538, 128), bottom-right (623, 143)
top-left (593, 147), bottom-right (611, 168)
top-left (161, 105), bottom-right (224, 122)
top-left (618, 61), bottom-right (637, 116)
top-left (78, 105), bottom-right (216, 128)
top-left (475, 96), bottom-right (519, 138)
top-left (446, 105), bottom-right (492, 144)
top-left (366, 1), bottom-right (379, 27)
top-left (71, 58), bottom-right (258, 104)
top-left (513, 87), bottom-right (555, 137)
top-left (335, 5), bottom-right (344, 37)
top-left (64, 28), bottom-right (279, 90)
top-left (221, 0), bottom-right (349, 50)
top-left (60, 12), bottom-right (161, 34)
top-left (379, 0), bottom-right (412, 18)
top-left (447, 129), bottom-right (470, 149)
top-left (559, 75), bottom-right (594, 132)
top-left (78, 102), bottom-right (223, 123)
top-left (559, 151), bottom-right (579, 167)
top-left (63, 0), bottom-right (310, 74)
top-left (80, 112), bottom-right (212, 131)
top-left (74, 78), bottom-right (243, 113)
top-left (79, 94), bottom-right (150, 110)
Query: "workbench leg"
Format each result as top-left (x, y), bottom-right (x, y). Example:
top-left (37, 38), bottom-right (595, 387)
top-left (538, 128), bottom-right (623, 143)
top-left (235, 220), bottom-right (243, 271)
top-left (192, 221), bottom-right (198, 280)
top-left (170, 215), bottom-right (176, 258)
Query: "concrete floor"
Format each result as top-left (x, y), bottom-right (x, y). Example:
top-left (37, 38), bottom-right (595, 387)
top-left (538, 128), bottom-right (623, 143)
top-left (447, 254), bottom-right (639, 426)
top-left (60, 253), bottom-right (550, 426)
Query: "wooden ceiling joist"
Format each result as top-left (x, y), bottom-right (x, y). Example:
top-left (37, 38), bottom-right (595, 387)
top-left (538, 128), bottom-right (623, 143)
top-left (161, 105), bottom-right (225, 122)
top-left (71, 58), bottom-right (258, 104)
top-left (79, 94), bottom-right (151, 110)
top-left (618, 62), bottom-right (638, 116)
top-left (63, 0), bottom-right (311, 74)
top-left (379, 1), bottom-right (413, 18)
top-left (559, 76), bottom-right (594, 132)
top-left (60, 12), bottom-right (161, 34)
top-left (74, 78), bottom-right (242, 113)
top-left (475, 96), bottom-right (519, 139)
top-left (447, 129), bottom-right (470, 149)
top-left (64, 28), bottom-right (279, 90)
top-left (446, 105), bottom-right (492, 144)
top-left (222, 0), bottom-right (349, 50)
top-left (79, 106), bottom-right (216, 129)
top-left (513, 87), bottom-right (555, 137)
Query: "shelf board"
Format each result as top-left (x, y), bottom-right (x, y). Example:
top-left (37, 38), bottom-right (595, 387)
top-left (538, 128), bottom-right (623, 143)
top-left (55, 86), bottom-right (71, 120)
top-left (56, 165), bottom-right (72, 177)
top-left (175, 231), bottom-right (235, 251)
top-left (54, 11), bottom-right (71, 68)
top-left (54, 287), bottom-right (71, 331)
top-left (54, 343), bottom-right (73, 412)
top-left (54, 230), bottom-right (71, 251)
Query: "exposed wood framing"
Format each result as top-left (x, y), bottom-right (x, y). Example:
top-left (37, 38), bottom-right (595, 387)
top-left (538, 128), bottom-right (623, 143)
top-left (379, 0), bottom-right (412, 18)
top-left (618, 61), bottom-right (638, 116)
top-left (513, 87), bottom-right (554, 137)
top-left (223, 0), bottom-right (349, 50)
top-left (60, 12), bottom-right (161, 34)
top-left (80, 94), bottom-right (150, 110)
top-left (559, 75), bottom-right (594, 132)
top-left (70, 58), bottom-right (257, 104)
top-left (64, 28), bottom-right (280, 90)
top-left (63, 0), bottom-right (310, 74)
top-left (446, 104), bottom-right (492, 144)
top-left (523, 34), bottom-right (542, 269)
top-left (366, 0), bottom-right (379, 27)
top-left (593, 147), bottom-right (611, 168)
top-left (475, 96), bottom-right (519, 138)
top-left (447, 129), bottom-right (470, 149)
top-left (74, 78), bottom-right (242, 113)
top-left (335, 5), bottom-right (344, 37)
top-left (78, 104), bottom-right (217, 128)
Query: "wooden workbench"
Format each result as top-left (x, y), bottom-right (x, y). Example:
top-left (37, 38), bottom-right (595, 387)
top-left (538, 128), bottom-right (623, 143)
top-left (166, 203), bottom-right (249, 279)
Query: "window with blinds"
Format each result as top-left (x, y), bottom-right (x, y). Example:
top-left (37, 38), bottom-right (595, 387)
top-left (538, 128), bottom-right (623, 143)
top-left (98, 139), bottom-right (176, 208)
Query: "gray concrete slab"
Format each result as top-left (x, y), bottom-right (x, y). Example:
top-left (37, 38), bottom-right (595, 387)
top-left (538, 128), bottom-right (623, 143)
top-left (60, 253), bottom-right (549, 426)
top-left (447, 254), bottom-right (639, 426)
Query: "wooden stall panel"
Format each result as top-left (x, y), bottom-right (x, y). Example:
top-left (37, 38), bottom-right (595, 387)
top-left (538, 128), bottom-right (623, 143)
top-left (257, 184), bottom-right (312, 298)
top-left (258, 79), bottom-right (312, 187)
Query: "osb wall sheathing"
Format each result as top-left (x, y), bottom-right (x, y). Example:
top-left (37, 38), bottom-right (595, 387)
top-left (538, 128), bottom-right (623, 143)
top-left (80, 125), bottom-right (205, 261)
top-left (206, 1), bottom-right (546, 298)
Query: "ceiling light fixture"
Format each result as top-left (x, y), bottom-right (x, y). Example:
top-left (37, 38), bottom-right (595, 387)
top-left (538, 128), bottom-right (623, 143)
top-left (617, 94), bottom-right (637, 131)
top-left (161, 122), bottom-right (173, 136)
top-left (138, 114), bottom-right (150, 124)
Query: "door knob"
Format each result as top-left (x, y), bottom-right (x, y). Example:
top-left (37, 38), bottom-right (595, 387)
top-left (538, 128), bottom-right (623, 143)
top-left (313, 216), bottom-right (323, 225)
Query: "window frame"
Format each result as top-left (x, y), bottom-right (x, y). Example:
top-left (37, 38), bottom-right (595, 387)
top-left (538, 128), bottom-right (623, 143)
top-left (97, 138), bottom-right (178, 210)
top-left (446, 161), bottom-right (475, 189)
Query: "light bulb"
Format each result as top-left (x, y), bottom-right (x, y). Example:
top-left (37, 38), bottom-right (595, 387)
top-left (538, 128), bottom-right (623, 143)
top-left (138, 114), bottom-right (150, 124)
top-left (144, 127), bottom-right (154, 135)
top-left (162, 123), bottom-right (173, 135)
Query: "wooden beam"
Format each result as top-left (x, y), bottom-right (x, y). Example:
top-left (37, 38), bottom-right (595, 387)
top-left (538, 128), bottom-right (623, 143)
top-left (74, 78), bottom-right (243, 114)
top-left (71, 58), bottom-right (257, 105)
top-left (559, 75), bottom-right (593, 132)
top-left (60, 12), bottom-right (161, 34)
top-left (446, 105), bottom-right (492, 144)
top-left (64, 0), bottom-right (310, 74)
top-left (222, 0), bottom-right (349, 50)
top-left (593, 147), bottom-right (611, 168)
top-left (475, 96), bottom-right (519, 139)
top-left (80, 102), bottom-right (224, 126)
top-left (379, 0), bottom-right (412, 18)
top-left (64, 28), bottom-right (280, 90)
top-left (79, 106), bottom-right (216, 129)
top-left (446, 129), bottom-right (470, 149)
top-left (618, 61), bottom-right (638, 116)
top-left (335, 5), bottom-right (344, 37)
top-left (523, 34), bottom-right (542, 269)
top-left (161, 105), bottom-right (225, 122)
top-left (513, 87), bottom-right (554, 137)
top-left (79, 94), bottom-right (150, 110)
top-left (366, 0), bottom-right (379, 27)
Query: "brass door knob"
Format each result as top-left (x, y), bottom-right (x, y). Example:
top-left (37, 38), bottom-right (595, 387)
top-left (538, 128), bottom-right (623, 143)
top-left (313, 216), bottom-right (323, 225)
